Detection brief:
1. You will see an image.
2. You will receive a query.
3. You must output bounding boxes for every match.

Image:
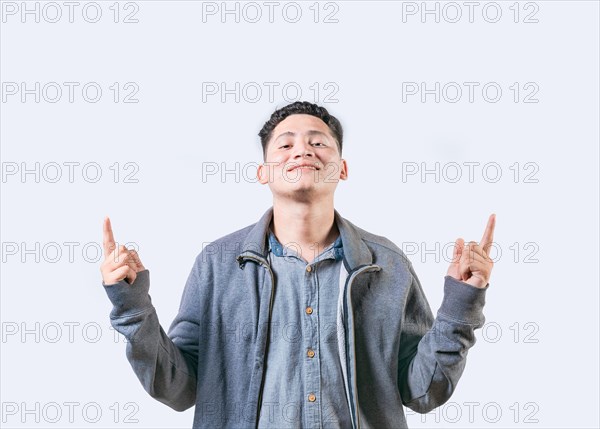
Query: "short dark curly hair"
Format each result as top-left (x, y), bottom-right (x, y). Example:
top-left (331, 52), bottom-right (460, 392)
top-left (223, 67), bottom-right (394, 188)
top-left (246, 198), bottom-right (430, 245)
top-left (258, 101), bottom-right (343, 160)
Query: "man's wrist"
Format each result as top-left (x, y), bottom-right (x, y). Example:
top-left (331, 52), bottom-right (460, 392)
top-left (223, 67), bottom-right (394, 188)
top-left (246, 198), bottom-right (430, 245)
top-left (438, 275), bottom-right (488, 325)
top-left (103, 269), bottom-right (153, 317)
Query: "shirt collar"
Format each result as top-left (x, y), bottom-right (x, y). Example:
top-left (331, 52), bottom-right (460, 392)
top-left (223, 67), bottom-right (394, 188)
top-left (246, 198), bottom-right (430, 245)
top-left (267, 228), bottom-right (344, 262)
top-left (237, 206), bottom-right (374, 272)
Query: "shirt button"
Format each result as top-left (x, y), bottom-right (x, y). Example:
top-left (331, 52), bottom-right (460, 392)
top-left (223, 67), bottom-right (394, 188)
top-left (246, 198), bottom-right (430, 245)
top-left (305, 306), bottom-right (313, 315)
top-left (307, 349), bottom-right (315, 358)
top-left (308, 393), bottom-right (316, 402)
top-left (306, 265), bottom-right (312, 272)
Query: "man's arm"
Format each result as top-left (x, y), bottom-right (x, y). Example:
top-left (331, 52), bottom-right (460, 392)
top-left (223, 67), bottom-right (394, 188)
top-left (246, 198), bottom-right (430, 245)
top-left (397, 262), bottom-right (488, 413)
top-left (101, 217), bottom-right (200, 412)
top-left (104, 263), bottom-right (201, 412)
top-left (397, 214), bottom-right (495, 412)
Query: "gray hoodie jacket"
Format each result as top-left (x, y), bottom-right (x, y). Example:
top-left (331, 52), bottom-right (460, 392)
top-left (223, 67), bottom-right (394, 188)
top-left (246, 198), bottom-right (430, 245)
top-left (103, 206), bottom-right (488, 429)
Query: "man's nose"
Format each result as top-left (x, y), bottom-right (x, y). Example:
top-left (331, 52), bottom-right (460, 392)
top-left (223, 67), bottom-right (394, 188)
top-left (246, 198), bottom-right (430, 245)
top-left (292, 141), bottom-right (314, 158)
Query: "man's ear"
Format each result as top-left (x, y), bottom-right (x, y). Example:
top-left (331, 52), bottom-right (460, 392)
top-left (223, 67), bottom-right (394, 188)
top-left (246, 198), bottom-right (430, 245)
top-left (339, 158), bottom-right (349, 180)
top-left (257, 163), bottom-right (268, 185)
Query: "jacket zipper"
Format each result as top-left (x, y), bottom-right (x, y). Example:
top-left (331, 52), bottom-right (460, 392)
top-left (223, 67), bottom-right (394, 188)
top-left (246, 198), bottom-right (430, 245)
top-left (344, 264), bottom-right (382, 429)
top-left (238, 254), bottom-right (276, 429)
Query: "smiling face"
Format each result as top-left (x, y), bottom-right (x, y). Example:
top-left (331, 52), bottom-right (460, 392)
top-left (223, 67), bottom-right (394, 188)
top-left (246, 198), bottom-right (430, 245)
top-left (257, 114), bottom-right (348, 203)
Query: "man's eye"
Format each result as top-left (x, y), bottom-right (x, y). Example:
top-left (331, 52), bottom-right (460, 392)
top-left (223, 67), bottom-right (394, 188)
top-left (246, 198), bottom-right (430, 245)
top-left (312, 142), bottom-right (324, 146)
top-left (280, 144), bottom-right (290, 149)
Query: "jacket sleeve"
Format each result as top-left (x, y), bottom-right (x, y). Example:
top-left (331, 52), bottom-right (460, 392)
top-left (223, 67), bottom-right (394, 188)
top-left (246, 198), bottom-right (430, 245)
top-left (397, 262), bottom-right (488, 413)
top-left (103, 261), bottom-right (202, 412)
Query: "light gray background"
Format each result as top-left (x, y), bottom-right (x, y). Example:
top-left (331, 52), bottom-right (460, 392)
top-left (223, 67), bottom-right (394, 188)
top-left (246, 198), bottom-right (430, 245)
top-left (1, 1), bottom-right (598, 428)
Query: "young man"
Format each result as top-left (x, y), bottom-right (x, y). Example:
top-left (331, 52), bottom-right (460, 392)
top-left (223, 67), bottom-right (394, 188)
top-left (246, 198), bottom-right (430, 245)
top-left (101, 101), bottom-right (496, 429)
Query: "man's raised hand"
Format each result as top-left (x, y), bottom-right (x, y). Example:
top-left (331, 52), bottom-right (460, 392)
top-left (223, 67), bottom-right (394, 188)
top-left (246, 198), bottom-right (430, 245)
top-left (100, 217), bottom-right (146, 286)
top-left (447, 214), bottom-right (496, 289)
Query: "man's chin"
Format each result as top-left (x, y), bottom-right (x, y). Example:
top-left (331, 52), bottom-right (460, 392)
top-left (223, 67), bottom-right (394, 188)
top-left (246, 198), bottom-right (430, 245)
top-left (273, 185), bottom-right (327, 202)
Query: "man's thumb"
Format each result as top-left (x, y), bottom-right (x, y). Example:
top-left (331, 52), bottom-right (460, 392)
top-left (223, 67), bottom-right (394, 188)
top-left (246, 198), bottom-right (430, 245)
top-left (125, 268), bottom-right (137, 285)
top-left (452, 238), bottom-right (465, 264)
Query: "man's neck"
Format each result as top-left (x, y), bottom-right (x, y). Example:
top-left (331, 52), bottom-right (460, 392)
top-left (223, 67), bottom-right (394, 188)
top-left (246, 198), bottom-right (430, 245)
top-left (270, 199), bottom-right (340, 263)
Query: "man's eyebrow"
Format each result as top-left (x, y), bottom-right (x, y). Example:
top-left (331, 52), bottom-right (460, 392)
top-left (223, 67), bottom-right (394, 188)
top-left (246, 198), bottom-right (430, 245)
top-left (274, 130), bottom-right (331, 142)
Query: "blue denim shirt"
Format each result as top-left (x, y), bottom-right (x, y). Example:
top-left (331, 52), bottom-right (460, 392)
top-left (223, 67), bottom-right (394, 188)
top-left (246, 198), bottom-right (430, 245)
top-left (257, 229), bottom-right (352, 428)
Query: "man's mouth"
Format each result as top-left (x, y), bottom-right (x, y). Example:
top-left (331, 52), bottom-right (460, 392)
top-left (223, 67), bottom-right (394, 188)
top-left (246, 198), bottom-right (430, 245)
top-left (287, 163), bottom-right (320, 172)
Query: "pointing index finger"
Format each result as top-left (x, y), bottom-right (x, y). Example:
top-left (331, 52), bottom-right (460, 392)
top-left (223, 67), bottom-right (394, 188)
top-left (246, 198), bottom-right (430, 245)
top-left (479, 213), bottom-right (496, 252)
top-left (103, 216), bottom-right (116, 256)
